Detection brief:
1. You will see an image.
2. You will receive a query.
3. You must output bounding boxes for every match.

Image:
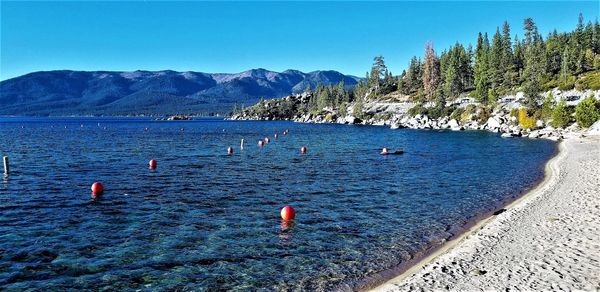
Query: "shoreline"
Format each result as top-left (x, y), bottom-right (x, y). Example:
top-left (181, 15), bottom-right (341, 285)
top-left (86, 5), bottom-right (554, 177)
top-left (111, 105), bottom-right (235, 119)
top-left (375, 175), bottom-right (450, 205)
top-left (371, 136), bottom-right (600, 291)
top-left (344, 139), bottom-right (565, 291)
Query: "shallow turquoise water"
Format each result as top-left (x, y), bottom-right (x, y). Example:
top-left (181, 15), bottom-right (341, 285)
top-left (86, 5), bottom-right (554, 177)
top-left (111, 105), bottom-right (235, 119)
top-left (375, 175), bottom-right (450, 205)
top-left (0, 117), bottom-right (556, 290)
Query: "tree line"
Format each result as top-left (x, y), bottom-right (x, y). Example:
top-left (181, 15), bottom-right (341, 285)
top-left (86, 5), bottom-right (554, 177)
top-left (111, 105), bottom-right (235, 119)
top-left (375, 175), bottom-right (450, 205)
top-left (395, 14), bottom-right (599, 107)
top-left (239, 14), bottom-right (600, 122)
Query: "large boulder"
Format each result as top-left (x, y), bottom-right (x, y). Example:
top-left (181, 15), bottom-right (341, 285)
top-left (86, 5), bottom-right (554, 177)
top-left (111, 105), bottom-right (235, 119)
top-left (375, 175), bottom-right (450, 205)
top-left (448, 119), bottom-right (459, 128)
top-left (587, 120), bottom-right (600, 136)
top-left (536, 120), bottom-right (545, 129)
top-left (528, 131), bottom-right (540, 138)
top-left (345, 116), bottom-right (361, 124)
top-left (485, 117), bottom-right (502, 130)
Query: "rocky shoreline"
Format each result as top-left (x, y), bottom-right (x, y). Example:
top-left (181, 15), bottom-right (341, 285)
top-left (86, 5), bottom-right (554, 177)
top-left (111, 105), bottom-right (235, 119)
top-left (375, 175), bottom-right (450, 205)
top-left (231, 92), bottom-right (600, 141)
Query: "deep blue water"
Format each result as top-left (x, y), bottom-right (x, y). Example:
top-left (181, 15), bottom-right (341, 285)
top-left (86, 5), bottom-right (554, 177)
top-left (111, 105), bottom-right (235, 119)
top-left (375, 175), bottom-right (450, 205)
top-left (0, 117), bottom-right (556, 290)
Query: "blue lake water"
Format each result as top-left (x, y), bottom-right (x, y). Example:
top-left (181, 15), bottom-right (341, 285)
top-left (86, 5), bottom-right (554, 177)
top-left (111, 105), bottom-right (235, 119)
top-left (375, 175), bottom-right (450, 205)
top-left (0, 117), bottom-right (556, 290)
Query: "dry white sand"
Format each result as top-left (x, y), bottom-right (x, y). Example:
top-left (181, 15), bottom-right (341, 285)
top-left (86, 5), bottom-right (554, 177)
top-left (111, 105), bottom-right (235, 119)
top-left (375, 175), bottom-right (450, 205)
top-left (374, 137), bottom-right (600, 291)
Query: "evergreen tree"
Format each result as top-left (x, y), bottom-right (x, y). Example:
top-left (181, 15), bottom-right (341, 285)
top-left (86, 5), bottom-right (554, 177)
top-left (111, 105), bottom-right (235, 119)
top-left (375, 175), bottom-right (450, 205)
top-left (574, 13), bottom-right (586, 73)
top-left (523, 18), bottom-right (545, 108)
top-left (442, 43), bottom-right (471, 98)
top-left (397, 70), bottom-right (407, 93)
top-left (545, 33), bottom-right (563, 76)
top-left (404, 57), bottom-right (423, 96)
top-left (369, 56), bottom-right (387, 93)
top-left (524, 17), bottom-right (537, 47)
top-left (552, 98), bottom-right (571, 128)
top-left (489, 27), bottom-right (504, 89)
top-left (513, 35), bottom-right (525, 75)
top-left (474, 32), bottom-right (491, 102)
top-left (501, 21), bottom-right (514, 70)
top-left (561, 48), bottom-right (570, 82)
top-left (466, 44), bottom-right (475, 89)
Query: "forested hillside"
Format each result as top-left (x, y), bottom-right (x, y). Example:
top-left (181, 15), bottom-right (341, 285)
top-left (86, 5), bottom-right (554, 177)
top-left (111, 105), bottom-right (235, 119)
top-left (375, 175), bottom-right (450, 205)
top-left (264, 14), bottom-right (600, 126)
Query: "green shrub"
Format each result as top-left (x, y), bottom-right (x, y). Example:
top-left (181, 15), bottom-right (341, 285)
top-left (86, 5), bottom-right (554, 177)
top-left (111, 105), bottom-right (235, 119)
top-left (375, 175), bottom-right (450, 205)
top-left (460, 105), bottom-right (476, 122)
top-left (541, 92), bottom-right (556, 121)
top-left (543, 78), bottom-right (559, 91)
top-left (449, 108), bottom-right (464, 120)
top-left (352, 100), bottom-right (363, 118)
top-left (408, 104), bottom-right (427, 116)
top-left (518, 109), bottom-right (536, 129)
top-left (575, 95), bottom-right (600, 128)
top-left (575, 71), bottom-right (600, 90)
top-left (551, 99), bottom-right (572, 128)
top-left (376, 112), bottom-right (393, 121)
top-left (509, 108), bottom-right (519, 118)
top-left (429, 104), bottom-right (454, 119)
top-left (338, 102), bottom-right (348, 117)
top-left (558, 75), bottom-right (576, 90)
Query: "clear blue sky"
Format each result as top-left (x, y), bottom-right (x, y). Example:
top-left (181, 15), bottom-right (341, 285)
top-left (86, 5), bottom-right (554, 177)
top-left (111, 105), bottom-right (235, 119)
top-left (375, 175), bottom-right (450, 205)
top-left (1, 1), bottom-right (598, 80)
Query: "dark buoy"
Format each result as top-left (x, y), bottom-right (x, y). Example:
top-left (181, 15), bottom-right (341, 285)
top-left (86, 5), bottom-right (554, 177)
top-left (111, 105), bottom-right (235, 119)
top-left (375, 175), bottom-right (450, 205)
top-left (227, 147), bottom-right (233, 155)
top-left (265, 137), bottom-right (271, 143)
top-left (381, 148), bottom-right (389, 155)
top-left (258, 140), bottom-right (264, 147)
top-left (91, 182), bottom-right (104, 197)
top-left (281, 206), bottom-right (296, 221)
top-left (274, 133), bottom-right (278, 139)
top-left (149, 159), bottom-right (157, 169)
top-left (300, 146), bottom-right (307, 154)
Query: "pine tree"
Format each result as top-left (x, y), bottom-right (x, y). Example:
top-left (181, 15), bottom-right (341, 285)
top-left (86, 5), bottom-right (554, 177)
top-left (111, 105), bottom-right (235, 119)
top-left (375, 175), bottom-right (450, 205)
top-left (574, 13), bottom-right (586, 73)
top-left (474, 32), bottom-right (490, 102)
top-left (523, 18), bottom-right (545, 108)
top-left (422, 42), bottom-right (441, 101)
top-left (443, 43), bottom-right (471, 98)
top-left (500, 21), bottom-right (514, 88)
top-left (501, 21), bottom-right (513, 69)
top-left (397, 70), bottom-right (407, 93)
top-left (404, 57), bottom-right (423, 96)
top-left (466, 44), bottom-right (475, 89)
top-left (489, 27), bottom-right (504, 89)
top-left (524, 17), bottom-right (537, 47)
top-left (561, 48), bottom-right (570, 82)
top-left (369, 56), bottom-right (387, 93)
top-left (513, 35), bottom-right (525, 75)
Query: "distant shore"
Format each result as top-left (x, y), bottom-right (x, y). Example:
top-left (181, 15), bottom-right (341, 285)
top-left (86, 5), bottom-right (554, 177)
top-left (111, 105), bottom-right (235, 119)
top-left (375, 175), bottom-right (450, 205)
top-left (372, 137), bottom-right (600, 291)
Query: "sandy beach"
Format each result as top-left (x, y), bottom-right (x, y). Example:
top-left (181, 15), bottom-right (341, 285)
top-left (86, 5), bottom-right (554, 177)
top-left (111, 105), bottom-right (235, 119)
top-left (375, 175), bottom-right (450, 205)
top-left (374, 137), bottom-right (600, 291)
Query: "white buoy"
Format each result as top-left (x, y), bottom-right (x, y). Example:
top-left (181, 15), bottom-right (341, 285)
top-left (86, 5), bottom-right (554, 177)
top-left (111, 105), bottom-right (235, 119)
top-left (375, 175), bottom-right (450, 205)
top-left (240, 139), bottom-right (245, 150)
top-left (3, 156), bottom-right (8, 175)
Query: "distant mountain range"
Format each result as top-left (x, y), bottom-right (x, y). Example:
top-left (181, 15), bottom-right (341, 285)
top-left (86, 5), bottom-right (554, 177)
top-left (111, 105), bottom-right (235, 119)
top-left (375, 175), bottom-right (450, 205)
top-left (0, 69), bottom-right (360, 116)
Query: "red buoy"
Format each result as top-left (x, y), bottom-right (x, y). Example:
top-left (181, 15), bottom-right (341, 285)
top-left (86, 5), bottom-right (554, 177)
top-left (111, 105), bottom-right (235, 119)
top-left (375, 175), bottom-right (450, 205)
top-left (91, 182), bottom-right (104, 196)
top-left (227, 147), bottom-right (233, 155)
top-left (281, 205), bottom-right (296, 221)
top-left (274, 133), bottom-right (278, 139)
top-left (381, 148), bottom-right (389, 155)
top-left (300, 146), bottom-right (307, 154)
top-left (265, 137), bottom-right (270, 143)
top-left (149, 159), bottom-right (157, 169)
top-left (258, 140), bottom-right (264, 147)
